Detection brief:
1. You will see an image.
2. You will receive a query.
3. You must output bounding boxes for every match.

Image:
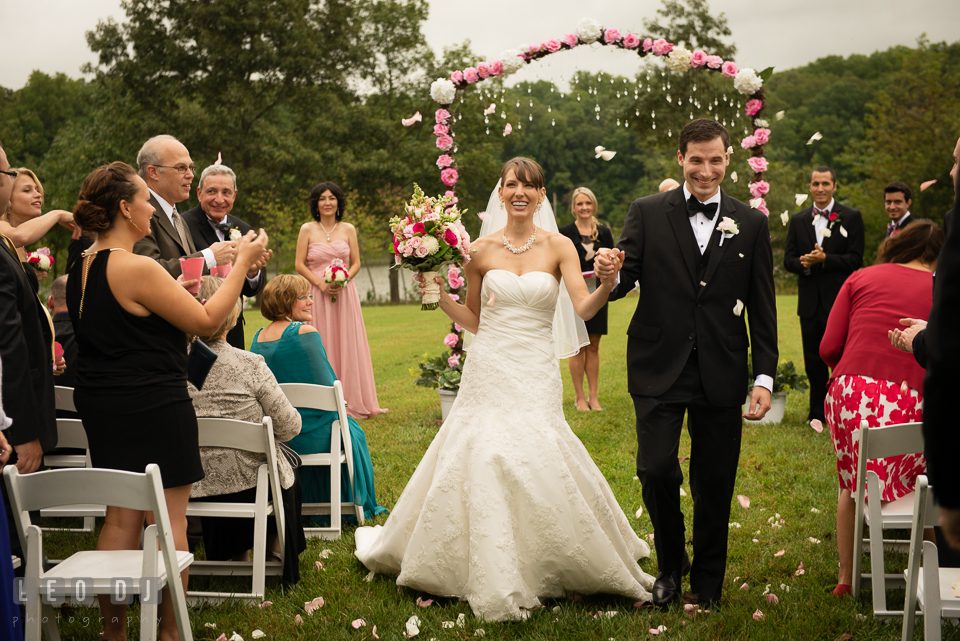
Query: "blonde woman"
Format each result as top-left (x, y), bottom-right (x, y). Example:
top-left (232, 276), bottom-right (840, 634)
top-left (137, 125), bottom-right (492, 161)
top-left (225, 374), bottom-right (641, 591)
top-left (558, 187), bottom-right (615, 411)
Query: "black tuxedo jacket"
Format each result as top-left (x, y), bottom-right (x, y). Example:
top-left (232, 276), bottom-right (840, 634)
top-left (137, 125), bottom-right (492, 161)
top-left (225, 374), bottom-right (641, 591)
top-left (0, 237), bottom-right (57, 452)
top-left (610, 187), bottom-right (778, 406)
top-left (783, 203), bottom-right (864, 318)
top-left (132, 193), bottom-right (205, 277)
top-left (182, 205), bottom-right (265, 349)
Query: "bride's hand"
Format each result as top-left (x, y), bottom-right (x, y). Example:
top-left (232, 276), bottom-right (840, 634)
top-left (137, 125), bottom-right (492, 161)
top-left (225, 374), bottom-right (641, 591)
top-left (418, 275), bottom-right (447, 299)
top-left (596, 249), bottom-right (623, 287)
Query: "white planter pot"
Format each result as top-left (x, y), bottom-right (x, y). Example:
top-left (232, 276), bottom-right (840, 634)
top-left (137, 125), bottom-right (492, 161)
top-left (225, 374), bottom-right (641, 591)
top-left (743, 392), bottom-right (788, 424)
top-left (438, 389), bottom-right (458, 420)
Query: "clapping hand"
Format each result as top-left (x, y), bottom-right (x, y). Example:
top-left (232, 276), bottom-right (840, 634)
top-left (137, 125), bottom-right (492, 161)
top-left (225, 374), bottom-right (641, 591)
top-left (236, 229), bottom-right (269, 269)
top-left (247, 248), bottom-right (273, 279)
top-left (800, 244), bottom-right (826, 268)
top-left (888, 317), bottom-right (927, 353)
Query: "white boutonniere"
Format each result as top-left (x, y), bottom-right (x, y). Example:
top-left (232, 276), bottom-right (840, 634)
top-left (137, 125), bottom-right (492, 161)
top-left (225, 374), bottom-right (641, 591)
top-left (228, 227), bottom-right (243, 242)
top-left (716, 216), bottom-right (740, 246)
top-left (821, 227), bottom-right (832, 238)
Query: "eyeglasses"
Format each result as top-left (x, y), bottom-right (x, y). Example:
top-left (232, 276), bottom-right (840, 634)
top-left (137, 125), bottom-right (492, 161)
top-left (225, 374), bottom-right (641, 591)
top-left (297, 295), bottom-right (313, 301)
top-left (0, 169), bottom-right (17, 179)
top-left (152, 164), bottom-right (196, 175)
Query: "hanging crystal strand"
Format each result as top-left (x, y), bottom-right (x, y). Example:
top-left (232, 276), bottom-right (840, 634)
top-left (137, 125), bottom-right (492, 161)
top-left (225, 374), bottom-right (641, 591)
top-left (551, 119), bottom-right (556, 126)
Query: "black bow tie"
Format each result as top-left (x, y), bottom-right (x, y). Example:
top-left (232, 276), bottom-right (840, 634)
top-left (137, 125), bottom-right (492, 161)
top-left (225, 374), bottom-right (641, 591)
top-left (687, 195), bottom-right (718, 220)
top-left (213, 220), bottom-right (231, 234)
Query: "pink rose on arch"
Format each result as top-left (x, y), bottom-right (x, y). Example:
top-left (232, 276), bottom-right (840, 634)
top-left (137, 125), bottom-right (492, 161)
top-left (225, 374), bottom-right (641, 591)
top-left (722, 61), bottom-right (739, 77)
top-left (441, 168), bottom-right (459, 187)
top-left (448, 293), bottom-right (460, 302)
top-left (443, 333), bottom-right (459, 348)
top-left (415, 245), bottom-right (430, 258)
top-left (747, 156), bottom-right (769, 173)
top-left (448, 265), bottom-right (460, 279)
top-left (443, 228), bottom-right (459, 245)
top-left (463, 67), bottom-right (480, 83)
top-left (545, 39), bottom-right (562, 53)
top-left (448, 276), bottom-right (464, 289)
top-left (622, 33), bottom-right (641, 49)
top-left (450, 70), bottom-right (463, 84)
top-left (412, 222), bottom-right (425, 234)
top-left (749, 181), bottom-right (770, 198)
top-left (690, 50), bottom-right (708, 67)
top-left (753, 128), bottom-right (771, 145)
top-left (706, 55), bottom-right (723, 69)
top-left (443, 191), bottom-right (458, 206)
top-left (745, 99), bottom-right (763, 116)
top-left (741, 135), bottom-right (757, 149)
top-left (436, 154), bottom-right (453, 169)
top-left (758, 203), bottom-right (770, 216)
top-left (643, 38), bottom-right (654, 51)
top-left (489, 60), bottom-right (503, 76)
top-left (436, 109), bottom-right (451, 123)
top-left (604, 28), bottom-right (622, 44)
top-left (477, 62), bottom-right (491, 78)
top-left (562, 33), bottom-right (579, 48)
top-left (448, 355), bottom-right (461, 368)
top-left (652, 39), bottom-right (674, 55)
top-left (436, 134), bottom-right (453, 151)
top-left (433, 124), bottom-right (449, 136)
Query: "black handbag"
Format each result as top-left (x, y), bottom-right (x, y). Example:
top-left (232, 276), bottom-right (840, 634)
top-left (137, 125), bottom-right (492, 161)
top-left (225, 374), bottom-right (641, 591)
top-left (187, 339), bottom-right (218, 390)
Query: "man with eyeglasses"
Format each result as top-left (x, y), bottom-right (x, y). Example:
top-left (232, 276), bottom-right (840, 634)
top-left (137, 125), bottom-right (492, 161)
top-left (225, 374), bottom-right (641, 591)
top-left (133, 135), bottom-right (236, 276)
top-left (182, 163), bottom-right (271, 349)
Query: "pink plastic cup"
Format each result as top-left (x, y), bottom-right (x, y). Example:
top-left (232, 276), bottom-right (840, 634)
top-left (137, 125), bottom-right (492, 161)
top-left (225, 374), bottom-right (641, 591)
top-left (217, 262), bottom-right (233, 278)
top-left (179, 257), bottom-right (204, 295)
top-left (209, 266), bottom-right (219, 277)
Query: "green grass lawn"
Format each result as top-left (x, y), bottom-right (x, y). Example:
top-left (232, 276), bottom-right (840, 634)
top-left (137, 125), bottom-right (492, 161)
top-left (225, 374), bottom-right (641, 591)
top-left (47, 294), bottom-right (948, 640)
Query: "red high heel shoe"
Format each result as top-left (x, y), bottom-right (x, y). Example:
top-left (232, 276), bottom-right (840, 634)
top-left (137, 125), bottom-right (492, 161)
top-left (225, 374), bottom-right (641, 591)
top-left (832, 584), bottom-right (852, 598)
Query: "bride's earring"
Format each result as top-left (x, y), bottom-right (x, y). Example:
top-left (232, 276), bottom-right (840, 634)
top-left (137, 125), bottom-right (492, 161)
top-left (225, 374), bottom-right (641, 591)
top-left (499, 200), bottom-right (505, 212)
top-left (534, 199), bottom-right (542, 226)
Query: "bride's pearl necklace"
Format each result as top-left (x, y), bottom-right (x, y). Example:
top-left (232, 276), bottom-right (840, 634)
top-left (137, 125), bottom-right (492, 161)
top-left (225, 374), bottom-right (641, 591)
top-left (502, 229), bottom-right (536, 254)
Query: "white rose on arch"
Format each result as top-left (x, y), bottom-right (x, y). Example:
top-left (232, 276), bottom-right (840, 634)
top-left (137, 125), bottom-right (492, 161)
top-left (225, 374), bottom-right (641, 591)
top-left (498, 49), bottom-right (525, 75)
top-left (665, 46), bottom-right (693, 74)
top-left (430, 78), bottom-right (457, 105)
top-left (733, 68), bottom-right (763, 95)
top-left (575, 18), bottom-right (603, 44)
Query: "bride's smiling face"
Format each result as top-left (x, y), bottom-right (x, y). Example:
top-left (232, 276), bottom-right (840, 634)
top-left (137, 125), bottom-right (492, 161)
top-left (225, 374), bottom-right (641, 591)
top-left (499, 169), bottom-right (545, 218)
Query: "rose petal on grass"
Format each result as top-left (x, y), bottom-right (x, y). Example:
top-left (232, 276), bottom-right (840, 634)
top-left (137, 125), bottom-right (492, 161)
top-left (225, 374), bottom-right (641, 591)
top-left (921, 179), bottom-right (937, 191)
top-left (774, 549), bottom-right (785, 557)
top-left (647, 533), bottom-right (655, 542)
top-left (737, 494), bottom-right (751, 509)
top-left (416, 597), bottom-right (434, 608)
top-left (811, 507), bottom-right (821, 514)
top-left (294, 615), bottom-right (303, 626)
top-left (257, 601), bottom-right (272, 609)
top-left (457, 613), bottom-right (466, 628)
top-left (404, 615), bottom-right (421, 637)
top-left (475, 630), bottom-right (485, 637)
top-left (319, 549), bottom-right (334, 558)
top-left (315, 561), bottom-right (324, 570)
top-left (753, 609), bottom-right (764, 620)
top-left (740, 582), bottom-right (749, 590)
top-left (352, 619), bottom-right (366, 629)
top-left (373, 625), bottom-right (379, 639)
top-left (304, 596), bottom-right (324, 614)
top-left (205, 623), bottom-right (217, 628)
top-left (766, 593), bottom-right (779, 604)
top-left (442, 621), bottom-right (455, 629)
top-left (229, 634), bottom-right (244, 641)
top-left (733, 299), bottom-right (744, 317)
top-left (806, 132), bottom-right (822, 145)
top-left (649, 629), bottom-right (660, 636)
top-left (808, 537), bottom-right (821, 544)
top-left (251, 631), bottom-right (265, 639)
top-left (753, 539), bottom-right (759, 543)
top-left (795, 194), bottom-right (808, 207)
top-left (401, 112), bottom-right (422, 126)
top-left (810, 419), bottom-right (824, 433)
top-left (679, 488), bottom-right (687, 496)
top-left (795, 562), bottom-right (805, 576)
top-left (365, 570), bottom-right (376, 582)
top-left (635, 507), bottom-right (643, 518)
top-left (216, 635), bottom-right (227, 641)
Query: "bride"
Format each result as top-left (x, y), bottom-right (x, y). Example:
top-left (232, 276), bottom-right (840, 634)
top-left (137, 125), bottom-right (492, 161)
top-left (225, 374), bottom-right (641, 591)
top-left (354, 157), bottom-right (655, 621)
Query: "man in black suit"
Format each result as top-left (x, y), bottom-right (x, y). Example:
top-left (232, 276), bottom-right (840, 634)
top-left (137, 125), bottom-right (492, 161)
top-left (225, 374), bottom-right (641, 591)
top-left (883, 181), bottom-right (914, 238)
top-left (182, 164), bottom-right (271, 349)
top-left (784, 167), bottom-right (864, 425)
top-left (132, 134), bottom-right (236, 277)
top-left (596, 119), bottom-right (778, 608)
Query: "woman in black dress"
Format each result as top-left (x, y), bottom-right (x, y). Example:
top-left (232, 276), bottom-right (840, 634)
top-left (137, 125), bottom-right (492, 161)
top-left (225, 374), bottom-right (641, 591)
top-left (558, 187), bottom-right (614, 411)
top-left (67, 162), bottom-right (268, 641)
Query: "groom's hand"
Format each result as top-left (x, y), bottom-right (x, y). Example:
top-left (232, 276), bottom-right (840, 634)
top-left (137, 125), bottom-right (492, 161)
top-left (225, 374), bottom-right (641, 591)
top-left (743, 386), bottom-right (772, 420)
top-left (595, 249), bottom-right (624, 281)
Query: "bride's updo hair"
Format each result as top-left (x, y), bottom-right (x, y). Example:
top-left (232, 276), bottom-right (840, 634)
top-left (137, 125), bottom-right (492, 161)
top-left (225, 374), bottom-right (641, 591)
top-left (73, 162), bottom-right (141, 235)
top-left (500, 157), bottom-right (544, 191)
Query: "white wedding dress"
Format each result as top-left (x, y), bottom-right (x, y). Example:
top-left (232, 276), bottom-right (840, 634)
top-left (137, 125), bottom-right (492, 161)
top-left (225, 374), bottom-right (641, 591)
top-left (355, 269), bottom-right (655, 621)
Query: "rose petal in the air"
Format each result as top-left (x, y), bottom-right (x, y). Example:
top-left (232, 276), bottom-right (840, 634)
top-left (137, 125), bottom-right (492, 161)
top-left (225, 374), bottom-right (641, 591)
top-left (795, 194), bottom-right (808, 207)
top-left (488, 293), bottom-right (495, 307)
top-left (737, 494), bottom-right (751, 509)
top-left (504, 124), bottom-right (512, 136)
top-left (352, 619), bottom-right (366, 629)
top-left (733, 299), bottom-right (744, 317)
top-left (780, 211), bottom-right (789, 226)
top-left (401, 112), bottom-right (423, 127)
top-left (810, 419), bottom-right (824, 433)
top-left (901, 380), bottom-right (909, 395)
top-left (920, 179), bottom-right (937, 191)
top-left (774, 549), bottom-right (785, 557)
top-left (806, 132), bottom-right (822, 145)
top-left (478, 211), bottom-right (488, 221)
top-left (775, 111), bottom-right (785, 120)
top-left (731, 171), bottom-right (738, 183)
top-left (726, 146), bottom-right (734, 156)
top-left (821, 227), bottom-right (832, 238)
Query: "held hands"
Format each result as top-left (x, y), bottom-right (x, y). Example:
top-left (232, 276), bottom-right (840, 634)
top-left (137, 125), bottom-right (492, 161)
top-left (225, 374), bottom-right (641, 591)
top-left (799, 244), bottom-right (826, 269)
top-left (888, 318), bottom-right (926, 353)
top-left (594, 248), bottom-right (625, 286)
top-left (743, 386), bottom-right (772, 420)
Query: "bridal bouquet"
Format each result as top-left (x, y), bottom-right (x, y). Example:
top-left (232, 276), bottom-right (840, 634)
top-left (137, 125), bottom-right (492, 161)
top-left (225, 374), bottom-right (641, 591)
top-left (390, 184), bottom-right (472, 310)
top-left (322, 258), bottom-right (349, 302)
top-left (26, 247), bottom-right (54, 271)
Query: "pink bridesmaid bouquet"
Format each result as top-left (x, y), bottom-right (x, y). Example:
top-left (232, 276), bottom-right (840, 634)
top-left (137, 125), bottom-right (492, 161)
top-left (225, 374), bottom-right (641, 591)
top-left (322, 258), bottom-right (349, 302)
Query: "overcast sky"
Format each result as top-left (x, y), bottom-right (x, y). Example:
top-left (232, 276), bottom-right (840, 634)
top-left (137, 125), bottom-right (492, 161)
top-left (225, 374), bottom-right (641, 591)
top-left (2, 0), bottom-right (958, 90)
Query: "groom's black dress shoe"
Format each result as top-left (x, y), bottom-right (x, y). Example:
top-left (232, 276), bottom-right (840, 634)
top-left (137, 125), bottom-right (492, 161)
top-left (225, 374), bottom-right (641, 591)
top-left (652, 570), bottom-right (682, 608)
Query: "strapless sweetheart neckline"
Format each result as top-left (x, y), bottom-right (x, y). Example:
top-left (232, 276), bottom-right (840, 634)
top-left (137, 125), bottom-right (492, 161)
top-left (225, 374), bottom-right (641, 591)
top-left (485, 268), bottom-right (560, 284)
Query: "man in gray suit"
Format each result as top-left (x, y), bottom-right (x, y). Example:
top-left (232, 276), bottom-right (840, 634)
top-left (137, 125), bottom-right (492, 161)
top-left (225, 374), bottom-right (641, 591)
top-left (133, 135), bottom-right (235, 276)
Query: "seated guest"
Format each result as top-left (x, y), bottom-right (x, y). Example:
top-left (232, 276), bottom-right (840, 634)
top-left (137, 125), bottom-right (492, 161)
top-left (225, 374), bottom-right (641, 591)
top-left (48, 275), bottom-right (77, 390)
top-left (187, 277), bottom-right (306, 584)
top-left (251, 275), bottom-right (387, 524)
top-left (820, 219), bottom-right (944, 597)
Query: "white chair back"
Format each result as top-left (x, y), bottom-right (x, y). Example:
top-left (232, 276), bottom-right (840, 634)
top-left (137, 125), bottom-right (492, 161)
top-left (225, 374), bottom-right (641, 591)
top-left (54, 386), bottom-right (75, 412)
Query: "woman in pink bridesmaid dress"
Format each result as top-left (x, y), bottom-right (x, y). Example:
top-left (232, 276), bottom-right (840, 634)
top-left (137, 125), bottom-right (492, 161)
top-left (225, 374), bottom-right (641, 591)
top-left (295, 182), bottom-right (386, 419)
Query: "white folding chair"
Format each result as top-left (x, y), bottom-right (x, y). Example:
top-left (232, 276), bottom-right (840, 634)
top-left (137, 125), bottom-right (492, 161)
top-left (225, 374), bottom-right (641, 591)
top-left (902, 475), bottom-right (960, 641)
top-left (40, 419), bottom-right (105, 534)
top-left (186, 417), bottom-right (285, 603)
top-left (53, 386), bottom-right (75, 413)
top-left (279, 381), bottom-right (363, 540)
top-left (4, 464), bottom-right (194, 641)
top-left (852, 421), bottom-right (925, 617)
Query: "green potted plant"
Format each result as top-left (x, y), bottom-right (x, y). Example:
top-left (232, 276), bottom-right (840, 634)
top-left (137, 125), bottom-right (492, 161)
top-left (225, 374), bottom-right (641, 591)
top-left (415, 351), bottom-right (464, 420)
top-left (744, 360), bottom-right (809, 424)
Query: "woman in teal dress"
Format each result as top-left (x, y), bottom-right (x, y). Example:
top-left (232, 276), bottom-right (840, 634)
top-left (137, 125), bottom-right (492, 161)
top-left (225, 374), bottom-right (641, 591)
top-left (251, 274), bottom-right (387, 523)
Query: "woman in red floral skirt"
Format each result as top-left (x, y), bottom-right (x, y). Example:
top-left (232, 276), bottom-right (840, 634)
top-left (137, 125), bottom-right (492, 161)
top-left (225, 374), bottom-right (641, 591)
top-left (820, 219), bottom-right (944, 596)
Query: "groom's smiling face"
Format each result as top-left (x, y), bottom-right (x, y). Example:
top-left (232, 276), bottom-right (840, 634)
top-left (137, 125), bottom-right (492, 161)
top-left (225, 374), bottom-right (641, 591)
top-left (678, 137), bottom-right (729, 202)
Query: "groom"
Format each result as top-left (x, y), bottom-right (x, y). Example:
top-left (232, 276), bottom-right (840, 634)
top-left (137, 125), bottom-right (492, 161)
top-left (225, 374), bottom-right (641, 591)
top-left (597, 118), bottom-right (778, 608)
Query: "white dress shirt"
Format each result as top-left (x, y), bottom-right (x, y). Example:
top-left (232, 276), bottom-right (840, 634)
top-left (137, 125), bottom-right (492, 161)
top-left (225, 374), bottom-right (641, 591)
top-left (812, 198), bottom-right (834, 246)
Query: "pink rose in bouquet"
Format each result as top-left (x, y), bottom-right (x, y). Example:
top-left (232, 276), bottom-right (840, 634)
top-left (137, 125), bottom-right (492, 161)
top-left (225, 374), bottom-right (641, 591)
top-left (643, 38), bottom-right (654, 52)
top-left (322, 258), bottom-right (349, 302)
top-left (477, 62), bottom-right (491, 78)
top-left (545, 39), bottom-right (562, 53)
top-left (436, 154), bottom-right (453, 169)
top-left (463, 67), bottom-right (480, 84)
top-left (722, 61), bottom-right (739, 77)
top-left (450, 70), bottom-right (463, 84)
top-left (745, 99), bottom-right (763, 116)
top-left (415, 245), bottom-right (430, 258)
top-left (603, 28), bottom-right (622, 44)
top-left (706, 55), bottom-right (723, 69)
top-left (690, 50), bottom-right (708, 67)
top-left (622, 33), bottom-right (641, 49)
top-left (436, 134), bottom-right (453, 151)
top-left (27, 248), bottom-right (54, 271)
top-left (747, 156), bottom-right (769, 173)
top-left (435, 108), bottom-right (451, 123)
top-left (443, 333), bottom-right (459, 348)
top-left (433, 124), bottom-right (449, 136)
top-left (440, 168), bottom-right (459, 187)
top-left (489, 60), bottom-right (503, 76)
top-left (741, 135), bottom-right (757, 149)
top-left (749, 181), bottom-right (770, 198)
top-left (753, 128), bottom-right (771, 145)
top-left (562, 33), bottom-right (579, 48)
